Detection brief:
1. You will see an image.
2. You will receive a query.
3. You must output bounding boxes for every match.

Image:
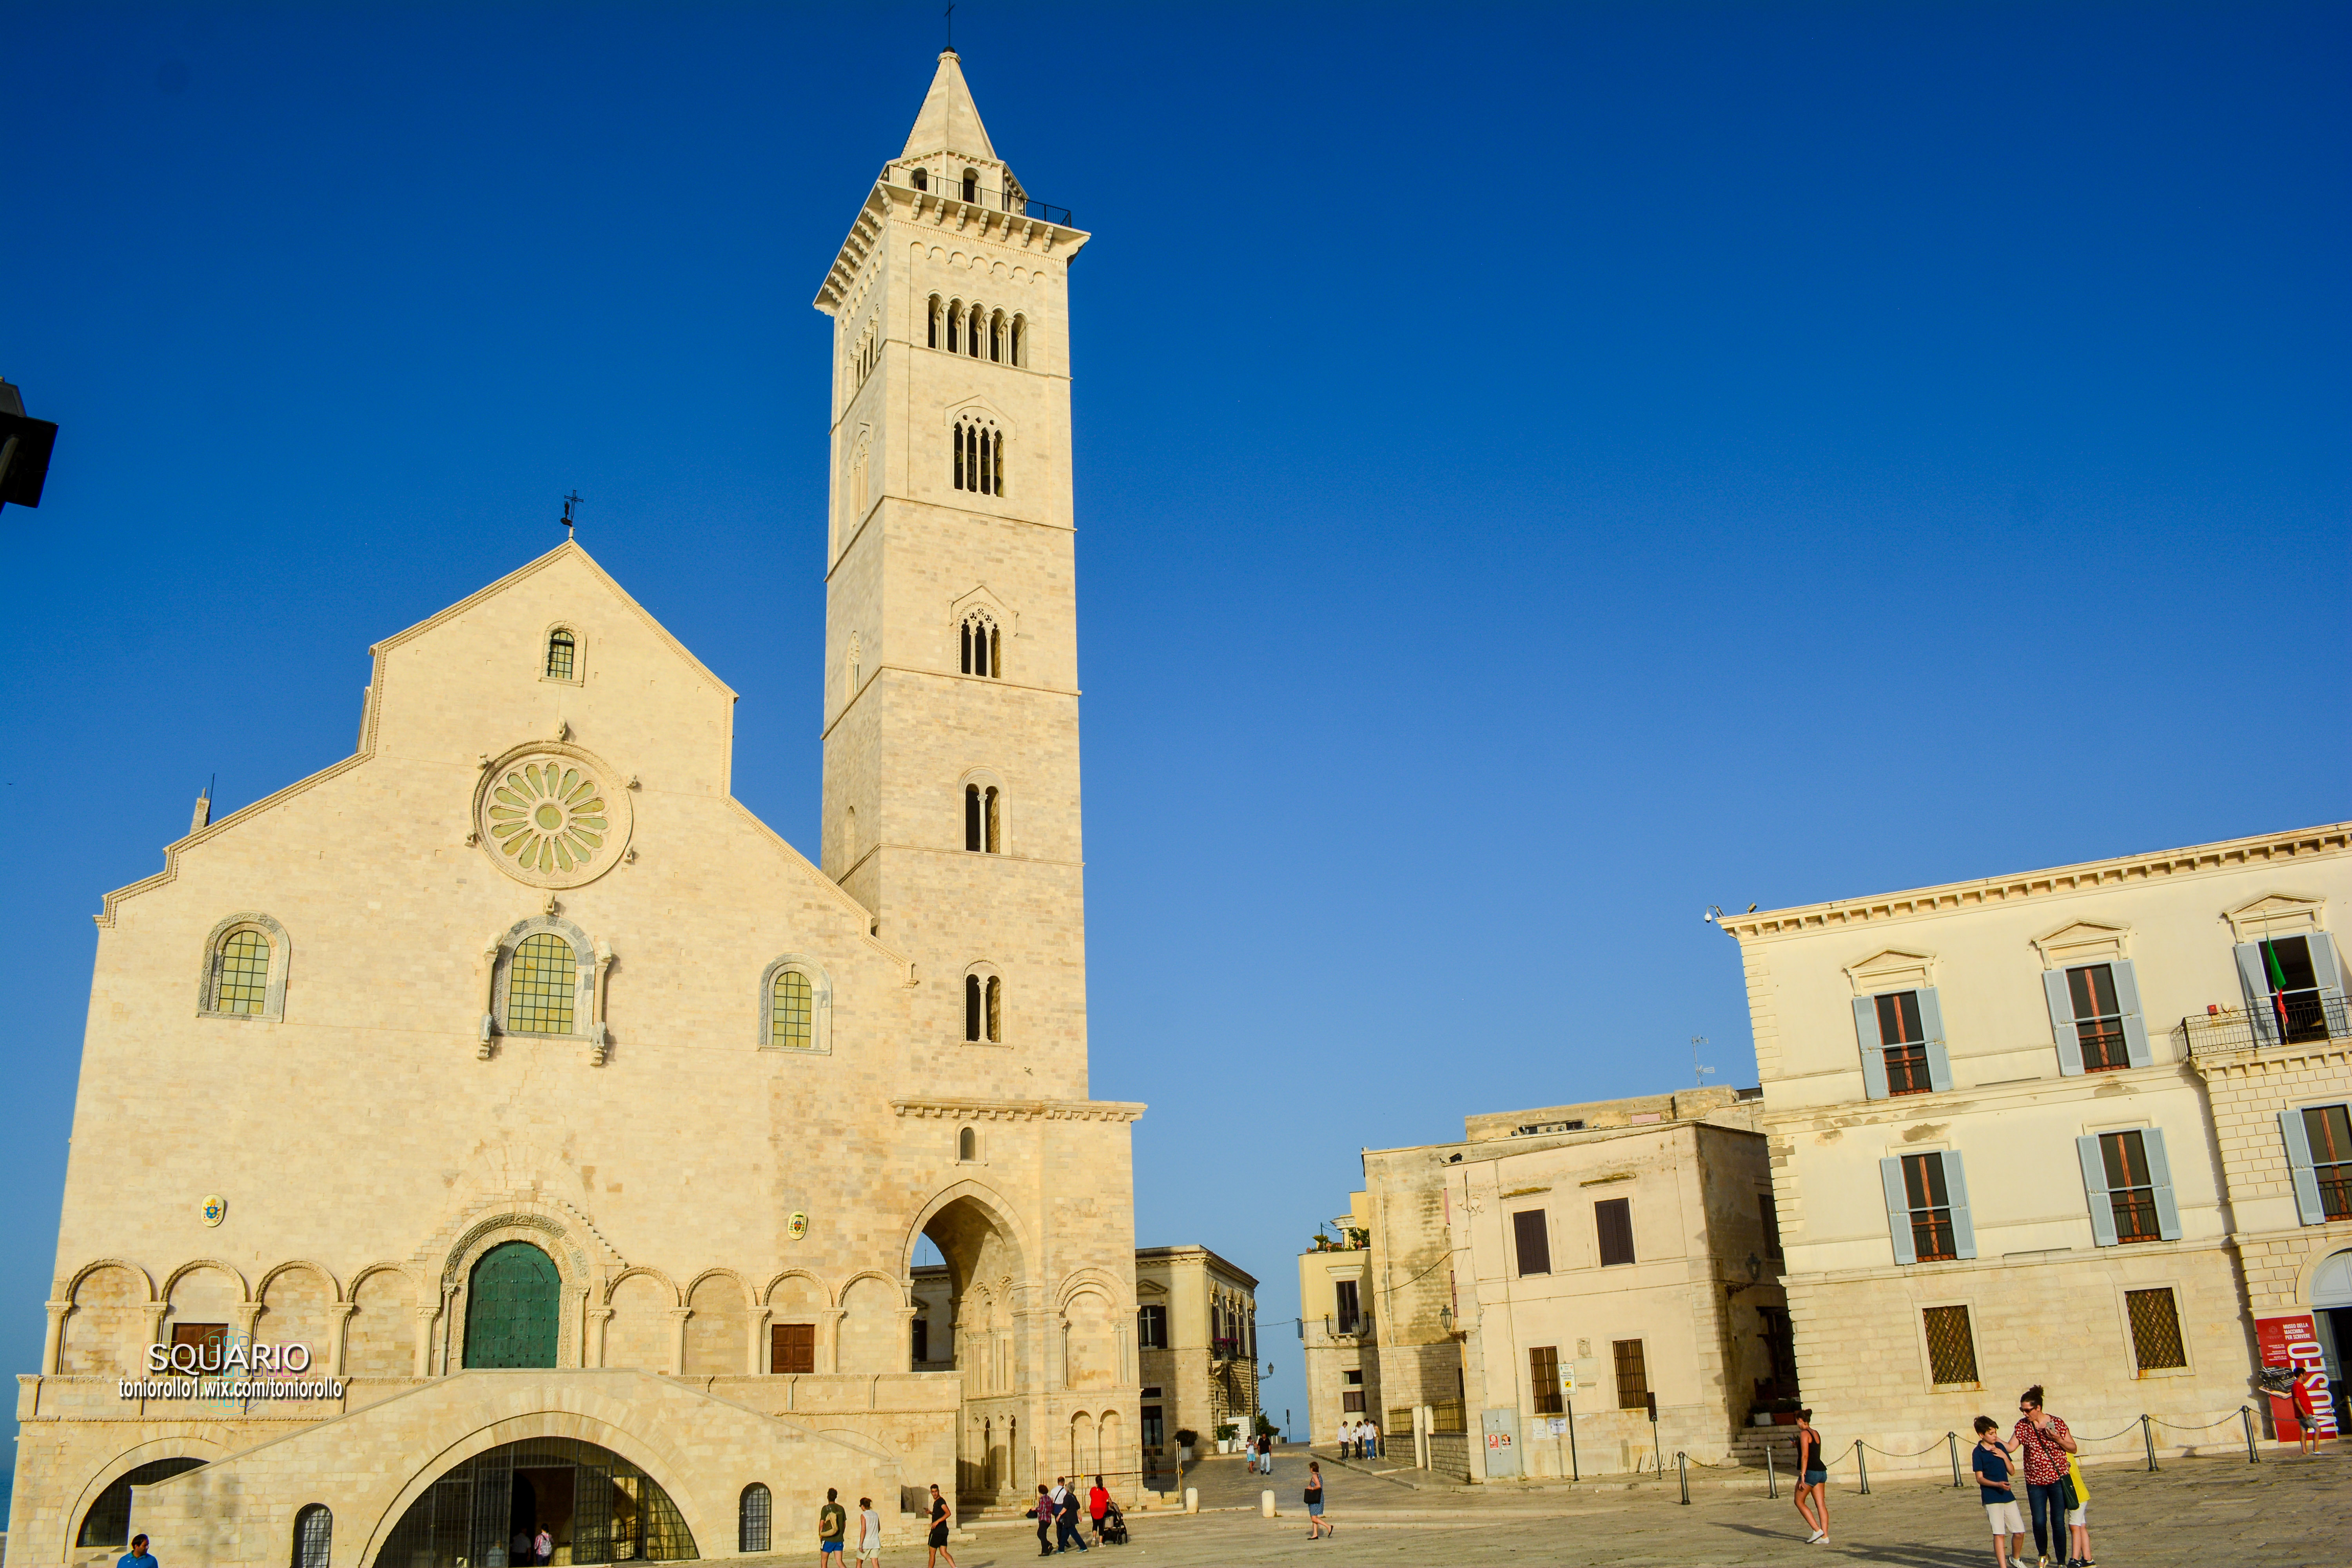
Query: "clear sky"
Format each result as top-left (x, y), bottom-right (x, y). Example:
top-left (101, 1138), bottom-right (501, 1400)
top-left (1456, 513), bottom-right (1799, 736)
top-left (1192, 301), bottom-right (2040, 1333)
top-left (3, 2), bottom-right (2346, 1454)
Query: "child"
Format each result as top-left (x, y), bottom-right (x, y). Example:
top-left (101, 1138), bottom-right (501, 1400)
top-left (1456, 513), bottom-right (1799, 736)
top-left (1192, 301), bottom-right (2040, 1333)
top-left (1972, 1416), bottom-right (2027, 1568)
top-left (2064, 1453), bottom-right (2093, 1568)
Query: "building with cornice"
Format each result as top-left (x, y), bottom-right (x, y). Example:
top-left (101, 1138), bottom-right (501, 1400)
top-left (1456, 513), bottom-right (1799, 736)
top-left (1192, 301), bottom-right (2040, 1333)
top-left (14, 49), bottom-right (1139, 1568)
top-left (1715, 824), bottom-right (2352, 1472)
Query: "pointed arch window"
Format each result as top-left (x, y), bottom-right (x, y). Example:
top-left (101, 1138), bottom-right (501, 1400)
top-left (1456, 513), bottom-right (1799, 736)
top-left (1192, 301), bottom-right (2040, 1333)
top-left (965, 971), bottom-right (1003, 1043)
top-left (953, 417), bottom-right (1004, 496)
top-left (961, 612), bottom-right (1000, 677)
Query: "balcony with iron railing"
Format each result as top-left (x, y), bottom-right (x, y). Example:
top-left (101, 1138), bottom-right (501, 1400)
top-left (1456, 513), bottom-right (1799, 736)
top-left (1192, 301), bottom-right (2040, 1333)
top-left (2173, 991), bottom-right (2350, 1056)
top-left (881, 169), bottom-right (1073, 227)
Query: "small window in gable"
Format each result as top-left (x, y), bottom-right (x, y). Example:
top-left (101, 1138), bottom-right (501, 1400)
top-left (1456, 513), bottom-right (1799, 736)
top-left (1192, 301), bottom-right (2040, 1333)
top-left (545, 628), bottom-right (576, 681)
top-left (200, 913), bottom-right (289, 1022)
top-left (958, 1126), bottom-right (978, 1162)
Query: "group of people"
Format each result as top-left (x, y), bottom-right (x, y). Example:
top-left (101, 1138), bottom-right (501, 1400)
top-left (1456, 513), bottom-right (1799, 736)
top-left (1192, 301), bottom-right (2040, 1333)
top-left (1031, 1475), bottom-right (1120, 1556)
top-left (1786, 1385), bottom-right (2096, 1568)
top-left (507, 1525), bottom-right (555, 1564)
top-left (1333, 1416), bottom-right (1381, 1461)
top-left (1245, 1430), bottom-right (1275, 1472)
top-left (815, 1483), bottom-right (961, 1568)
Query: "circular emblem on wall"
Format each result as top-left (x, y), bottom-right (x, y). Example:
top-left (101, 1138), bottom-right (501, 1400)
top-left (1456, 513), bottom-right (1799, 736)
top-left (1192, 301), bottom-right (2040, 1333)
top-left (788, 1211), bottom-right (809, 1241)
top-left (474, 744), bottom-right (634, 889)
top-left (200, 1194), bottom-right (227, 1227)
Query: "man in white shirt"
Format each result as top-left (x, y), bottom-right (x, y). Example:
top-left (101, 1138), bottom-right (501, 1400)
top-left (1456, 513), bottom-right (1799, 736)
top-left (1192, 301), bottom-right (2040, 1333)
top-left (856, 1497), bottom-right (882, 1566)
top-left (1362, 1418), bottom-right (1380, 1461)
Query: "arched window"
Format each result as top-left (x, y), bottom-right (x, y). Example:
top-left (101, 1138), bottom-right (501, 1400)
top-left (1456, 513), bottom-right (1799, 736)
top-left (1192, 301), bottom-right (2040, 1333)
top-left (545, 629), bottom-right (575, 680)
top-left (985, 975), bottom-right (1002, 1042)
top-left (928, 295), bottom-right (942, 348)
top-left (738, 1484), bottom-right (773, 1554)
top-left (1010, 316), bottom-right (1024, 367)
top-left (967, 304), bottom-right (983, 358)
top-left (911, 167), bottom-right (928, 192)
top-left (946, 299), bottom-right (962, 355)
top-left (507, 933), bottom-right (577, 1035)
top-left (959, 1127), bottom-right (978, 1162)
top-left (292, 1504), bottom-right (332, 1568)
top-left (963, 168), bottom-right (978, 203)
top-left (965, 973), bottom-right (982, 1040)
top-left (963, 782), bottom-right (1002, 853)
top-left (952, 418), bottom-right (1005, 496)
top-left (200, 912), bottom-right (289, 1021)
top-left (990, 311), bottom-right (1004, 363)
top-left (772, 969), bottom-right (813, 1049)
top-left (961, 613), bottom-right (999, 677)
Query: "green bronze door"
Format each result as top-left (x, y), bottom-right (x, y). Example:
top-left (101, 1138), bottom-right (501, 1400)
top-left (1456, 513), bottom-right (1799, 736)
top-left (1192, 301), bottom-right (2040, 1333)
top-left (465, 1242), bottom-right (561, 1368)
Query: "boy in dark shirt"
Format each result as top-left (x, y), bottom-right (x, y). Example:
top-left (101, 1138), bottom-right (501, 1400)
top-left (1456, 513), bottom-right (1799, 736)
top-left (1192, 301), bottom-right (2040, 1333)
top-left (1972, 1416), bottom-right (2026, 1568)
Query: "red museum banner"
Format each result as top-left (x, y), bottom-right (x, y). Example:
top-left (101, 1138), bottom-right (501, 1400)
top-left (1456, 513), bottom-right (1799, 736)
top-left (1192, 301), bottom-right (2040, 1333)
top-left (2255, 1313), bottom-right (2337, 1441)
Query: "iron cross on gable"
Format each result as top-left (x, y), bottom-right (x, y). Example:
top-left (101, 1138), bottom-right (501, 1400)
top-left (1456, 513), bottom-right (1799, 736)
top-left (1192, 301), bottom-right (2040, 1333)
top-left (561, 491), bottom-right (583, 538)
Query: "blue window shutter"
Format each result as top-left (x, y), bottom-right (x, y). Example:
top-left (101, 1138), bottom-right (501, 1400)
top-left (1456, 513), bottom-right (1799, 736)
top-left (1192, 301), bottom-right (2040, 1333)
top-left (2078, 1135), bottom-right (2118, 1247)
top-left (2111, 959), bottom-right (2152, 1068)
top-left (1880, 1156), bottom-right (1916, 1265)
top-left (1854, 998), bottom-right (1889, 1101)
top-left (2280, 1108), bottom-right (2325, 1225)
top-left (1941, 1151), bottom-right (1977, 1260)
top-left (2235, 942), bottom-right (2279, 1045)
top-left (2310, 934), bottom-right (2347, 1011)
top-left (2143, 1126), bottom-right (2182, 1241)
top-left (1918, 987), bottom-right (1953, 1092)
top-left (2043, 970), bottom-right (2084, 1076)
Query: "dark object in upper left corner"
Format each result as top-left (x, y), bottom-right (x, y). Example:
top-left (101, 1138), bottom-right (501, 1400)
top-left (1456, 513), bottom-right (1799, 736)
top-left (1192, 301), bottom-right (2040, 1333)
top-left (0, 379), bottom-right (59, 509)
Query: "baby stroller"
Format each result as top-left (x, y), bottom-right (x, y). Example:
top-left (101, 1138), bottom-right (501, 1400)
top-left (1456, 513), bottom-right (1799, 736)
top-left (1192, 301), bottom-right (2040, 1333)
top-left (1097, 1501), bottom-right (1129, 1546)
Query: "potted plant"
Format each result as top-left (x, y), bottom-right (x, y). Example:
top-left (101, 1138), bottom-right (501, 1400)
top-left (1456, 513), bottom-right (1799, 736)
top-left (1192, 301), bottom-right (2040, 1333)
top-left (1214, 1422), bottom-right (1239, 1453)
top-left (1175, 1428), bottom-right (1198, 1464)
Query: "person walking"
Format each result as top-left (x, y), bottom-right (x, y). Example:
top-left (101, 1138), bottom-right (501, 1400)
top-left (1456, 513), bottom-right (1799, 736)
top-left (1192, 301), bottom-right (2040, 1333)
top-left (1791, 1408), bottom-right (1829, 1546)
top-left (2008, 1385), bottom-right (2077, 1568)
top-left (856, 1496), bottom-right (882, 1568)
top-left (1303, 1459), bottom-right (1330, 1540)
top-left (1031, 1486), bottom-right (1054, 1559)
top-left (2290, 1375), bottom-right (2322, 1456)
top-left (1052, 1477), bottom-right (1088, 1553)
top-left (1334, 1416), bottom-right (1350, 1458)
top-left (119, 1534), bottom-right (160, 1568)
top-left (1972, 1416), bottom-right (2027, 1568)
top-left (818, 1488), bottom-right (849, 1568)
top-left (534, 1527), bottom-right (553, 1565)
top-left (1257, 1431), bottom-right (1272, 1474)
top-left (1087, 1476), bottom-right (1110, 1543)
top-left (2063, 1452), bottom-right (2094, 1568)
top-left (923, 1483), bottom-right (956, 1568)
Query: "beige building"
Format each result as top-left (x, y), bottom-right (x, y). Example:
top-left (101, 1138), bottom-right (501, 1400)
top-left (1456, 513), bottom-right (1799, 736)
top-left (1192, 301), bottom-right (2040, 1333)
top-left (1300, 1088), bottom-right (1788, 1480)
top-left (909, 1245), bottom-right (1257, 1490)
top-left (15, 49), bottom-right (1143, 1568)
top-left (1716, 822), bottom-right (2352, 1472)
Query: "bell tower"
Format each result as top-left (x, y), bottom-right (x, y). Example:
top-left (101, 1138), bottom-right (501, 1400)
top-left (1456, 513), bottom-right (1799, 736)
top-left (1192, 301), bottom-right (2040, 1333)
top-left (816, 50), bottom-right (1092, 1093)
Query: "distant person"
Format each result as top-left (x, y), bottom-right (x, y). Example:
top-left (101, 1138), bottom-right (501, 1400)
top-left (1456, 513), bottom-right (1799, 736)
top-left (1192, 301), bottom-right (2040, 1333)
top-left (1363, 1417), bottom-right (1380, 1460)
top-left (1032, 1485), bottom-right (1054, 1558)
top-left (1052, 1476), bottom-right (1087, 1553)
top-left (1972, 1415), bottom-right (2026, 1568)
top-left (2008, 1385), bottom-right (2077, 1568)
top-left (1791, 1408), bottom-right (1829, 1546)
top-left (1087, 1475), bottom-right (1110, 1543)
top-left (1334, 1416), bottom-right (1350, 1457)
top-left (924, 1483), bottom-right (956, 1568)
top-left (534, 1527), bottom-right (553, 1565)
top-left (857, 1496), bottom-right (882, 1567)
top-left (512, 1528), bottom-right (534, 1566)
top-left (819, 1487), bottom-right (849, 1566)
top-left (1256, 1431), bottom-right (1273, 1473)
top-left (119, 1534), bottom-right (159, 1568)
top-left (1303, 1459), bottom-right (1330, 1540)
top-left (2063, 1452), bottom-right (2093, 1568)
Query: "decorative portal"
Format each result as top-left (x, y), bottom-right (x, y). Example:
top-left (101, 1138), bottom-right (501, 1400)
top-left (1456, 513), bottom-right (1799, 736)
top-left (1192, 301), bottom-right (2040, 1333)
top-left (475, 746), bottom-right (634, 889)
top-left (464, 1241), bottom-right (561, 1368)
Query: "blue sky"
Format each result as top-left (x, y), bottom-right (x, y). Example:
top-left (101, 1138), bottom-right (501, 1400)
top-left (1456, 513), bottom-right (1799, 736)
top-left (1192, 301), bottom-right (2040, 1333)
top-left (2, 1), bottom-right (2346, 1452)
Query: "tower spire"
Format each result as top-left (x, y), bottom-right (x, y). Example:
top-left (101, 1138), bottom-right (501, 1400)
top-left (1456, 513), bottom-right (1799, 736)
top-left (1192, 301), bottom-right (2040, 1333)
top-left (902, 47), bottom-right (995, 162)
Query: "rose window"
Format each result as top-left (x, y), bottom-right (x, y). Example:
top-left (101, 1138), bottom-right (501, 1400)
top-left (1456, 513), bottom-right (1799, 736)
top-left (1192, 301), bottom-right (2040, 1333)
top-left (487, 761), bottom-right (610, 874)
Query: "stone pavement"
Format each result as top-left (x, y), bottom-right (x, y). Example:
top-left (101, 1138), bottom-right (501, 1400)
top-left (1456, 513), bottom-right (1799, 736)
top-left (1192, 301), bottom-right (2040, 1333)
top-left (818, 1446), bottom-right (2352, 1567)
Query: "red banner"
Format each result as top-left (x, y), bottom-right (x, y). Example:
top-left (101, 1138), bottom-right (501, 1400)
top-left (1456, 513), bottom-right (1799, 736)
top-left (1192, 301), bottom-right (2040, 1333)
top-left (2255, 1313), bottom-right (2337, 1441)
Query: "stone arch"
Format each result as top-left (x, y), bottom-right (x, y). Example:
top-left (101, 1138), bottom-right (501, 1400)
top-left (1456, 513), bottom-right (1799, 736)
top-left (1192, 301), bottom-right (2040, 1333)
top-left (1061, 1285), bottom-right (1118, 1391)
top-left (256, 1261), bottom-right (340, 1371)
top-left (61, 1262), bottom-right (155, 1377)
top-left (603, 1266), bottom-right (679, 1371)
top-left (1068, 1408), bottom-right (1095, 1476)
top-left (682, 1270), bottom-right (751, 1377)
top-left (255, 1259), bottom-right (344, 1303)
top-left (162, 1258), bottom-right (250, 1303)
top-left (837, 1272), bottom-right (907, 1373)
top-left (2301, 1245), bottom-right (2352, 1308)
top-left (345, 1264), bottom-right (423, 1380)
top-left (1054, 1267), bottom-right (1130, 1316)
top-left (55, 1436), bottom-right (228, 1565)
top-left (65, 1257), bottom-right (156, 1303)
top-left (763, 1269), bottom-right (834, 1312)
top-left (1096, 1409), bottom-right (1123, 1479)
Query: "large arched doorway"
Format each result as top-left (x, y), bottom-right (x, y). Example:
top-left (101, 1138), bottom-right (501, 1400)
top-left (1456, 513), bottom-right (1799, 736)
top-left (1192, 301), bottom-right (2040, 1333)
top-left (911, 1192), bottom-right (1026, 1502)
top-left (76, 1457), bottom-right (205, 1549)
top-left (378, 1437), bottom-right (695, 1567)
top-left (465, 1242), bottom-right (560, 1368)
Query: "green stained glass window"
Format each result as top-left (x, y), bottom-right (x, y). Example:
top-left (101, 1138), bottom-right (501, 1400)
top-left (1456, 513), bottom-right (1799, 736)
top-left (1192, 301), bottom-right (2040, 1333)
top-left (773, 969), bottom-right (813, 1049)
top-left (546, 630), bottom-right (575, 679)
top-left (508, 934), bottom-right (576, 1035)
top-left (214, 930), bottom-right (270, 1014)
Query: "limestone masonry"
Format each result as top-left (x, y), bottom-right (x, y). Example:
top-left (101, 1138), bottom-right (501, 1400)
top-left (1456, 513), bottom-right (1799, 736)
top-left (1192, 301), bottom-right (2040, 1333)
top-left (15, 49), bottom-right (1140, 1568)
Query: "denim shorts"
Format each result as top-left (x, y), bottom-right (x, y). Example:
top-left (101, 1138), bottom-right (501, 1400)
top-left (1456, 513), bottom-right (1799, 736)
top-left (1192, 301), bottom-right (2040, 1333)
top-left (1802, 1470), bottom-right (1827, 1486)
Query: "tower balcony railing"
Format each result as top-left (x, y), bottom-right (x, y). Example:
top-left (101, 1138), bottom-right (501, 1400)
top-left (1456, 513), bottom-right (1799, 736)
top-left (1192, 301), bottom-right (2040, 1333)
top-left (878, 171), bottom-right (1073, 227)
top-left (2173, 992), bottom-right (2350, 1055)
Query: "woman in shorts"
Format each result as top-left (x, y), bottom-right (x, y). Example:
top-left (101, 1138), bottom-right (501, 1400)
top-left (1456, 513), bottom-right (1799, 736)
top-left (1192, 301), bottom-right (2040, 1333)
top-left (1791, 1408), bottom-right (1829, 1546)
top-left (1304, 1460), bottom-right (1330, 1539)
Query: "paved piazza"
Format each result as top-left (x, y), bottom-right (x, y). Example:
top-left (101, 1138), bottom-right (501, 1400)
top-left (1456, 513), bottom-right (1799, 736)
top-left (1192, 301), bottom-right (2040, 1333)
top-left (743, 1447), bottom-right (2349, 1566)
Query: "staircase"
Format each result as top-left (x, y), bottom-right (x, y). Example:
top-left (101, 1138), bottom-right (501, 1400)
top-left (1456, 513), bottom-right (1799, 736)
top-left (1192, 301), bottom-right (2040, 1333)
top-left (1729, 1424), bottom-right (1796, 1470)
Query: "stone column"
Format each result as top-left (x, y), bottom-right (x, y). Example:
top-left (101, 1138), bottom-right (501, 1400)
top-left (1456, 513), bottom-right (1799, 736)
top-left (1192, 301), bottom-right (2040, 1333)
top-left (413, 1305), bottom-right (442, 1377)
top-left (325, 1303), bottom-right (357, 1377)
top-left (666, 1308), bottom-right (693, 1376)
top-left (230, 1302), bottom-right (263, 1345)
top-left (820, 1309), bottom-right (848, 1373)
top-left (588, 1307), bottom-right (615, 1368)
top-left (748, 1307), bottom-right (773, 1375)
top-left (42, 1300), bottom-right (71, 1376)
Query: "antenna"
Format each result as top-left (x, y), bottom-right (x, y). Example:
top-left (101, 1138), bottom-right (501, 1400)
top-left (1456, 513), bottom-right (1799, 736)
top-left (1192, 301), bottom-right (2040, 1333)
top-left (1691, 1035), bottom-right (1715, 1089)
top-left (561, 491), bottom-right (583, 539)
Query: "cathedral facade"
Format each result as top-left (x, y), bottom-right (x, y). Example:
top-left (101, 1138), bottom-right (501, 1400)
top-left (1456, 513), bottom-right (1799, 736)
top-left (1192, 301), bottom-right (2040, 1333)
top-left (14, 51), bottom-right (1138, 1568)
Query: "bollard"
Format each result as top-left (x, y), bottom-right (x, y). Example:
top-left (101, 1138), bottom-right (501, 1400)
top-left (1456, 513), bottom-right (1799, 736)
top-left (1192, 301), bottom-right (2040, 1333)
top-left (1184, 1486), bottom-right (1198, 1514)
top-left (1765, 1438), bottom-right (1778, 1500)
top-left (1261, 1489), bottom-right (1276, 1519)
top-left (2141, 1413), bottom-right (2158, 1473)
top-left (1856, 1443), bottom-right (1871, 1495)
top-left (2241, 1406), bottom-right (2258, 1464)
top-left (1676, 1451), bottom-right (1690, 1505)
top-left (1948, 1432), bottom-right (1962, 1488)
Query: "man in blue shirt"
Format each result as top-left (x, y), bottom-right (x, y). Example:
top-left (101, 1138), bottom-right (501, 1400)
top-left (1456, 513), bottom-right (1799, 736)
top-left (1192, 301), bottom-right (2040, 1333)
top-left (119, 1532), bottom-right (159, 1568)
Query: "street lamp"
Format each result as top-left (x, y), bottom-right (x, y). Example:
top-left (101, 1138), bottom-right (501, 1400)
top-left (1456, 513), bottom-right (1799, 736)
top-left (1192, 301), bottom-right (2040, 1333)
top-left (0, 378), bottom-right (59, 511)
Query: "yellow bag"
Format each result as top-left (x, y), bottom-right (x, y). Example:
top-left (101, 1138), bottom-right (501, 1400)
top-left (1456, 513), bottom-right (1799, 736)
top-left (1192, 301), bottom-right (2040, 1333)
top-left (2065, 1454), bottom-right (2089, 1504)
